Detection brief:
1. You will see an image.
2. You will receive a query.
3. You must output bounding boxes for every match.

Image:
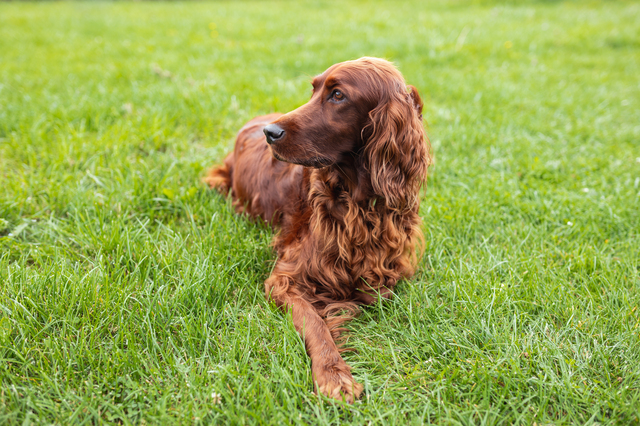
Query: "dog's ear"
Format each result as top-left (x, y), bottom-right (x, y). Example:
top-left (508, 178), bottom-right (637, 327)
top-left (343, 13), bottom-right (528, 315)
top-left (364, 85), bottom-right (430, 212)
top-left (407, 85), bottom-right (423, 120)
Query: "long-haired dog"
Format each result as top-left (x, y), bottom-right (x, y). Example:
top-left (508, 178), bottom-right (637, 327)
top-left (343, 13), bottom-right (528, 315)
top-left (206, 57), bottom-right (430, 402)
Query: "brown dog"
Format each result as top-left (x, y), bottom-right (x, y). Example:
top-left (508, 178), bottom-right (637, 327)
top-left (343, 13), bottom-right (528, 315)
top-left (206, 57), bottom-right (430, 402)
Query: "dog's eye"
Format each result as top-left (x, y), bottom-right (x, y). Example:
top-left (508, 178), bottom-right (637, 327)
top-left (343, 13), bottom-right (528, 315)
top-left (331, 90), bottom-right (345, 101)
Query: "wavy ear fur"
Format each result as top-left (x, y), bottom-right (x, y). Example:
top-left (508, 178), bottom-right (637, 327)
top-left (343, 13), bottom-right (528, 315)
top-left (364, 84), bottom-right (430, 212)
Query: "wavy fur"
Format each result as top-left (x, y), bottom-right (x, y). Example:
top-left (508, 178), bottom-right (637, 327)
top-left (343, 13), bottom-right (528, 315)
top-left (206, 58), bottom-right (430, 402)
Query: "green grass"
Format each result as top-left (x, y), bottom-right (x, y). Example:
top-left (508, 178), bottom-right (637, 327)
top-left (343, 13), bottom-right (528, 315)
top-left (1, 0), bottom-right (639, 424)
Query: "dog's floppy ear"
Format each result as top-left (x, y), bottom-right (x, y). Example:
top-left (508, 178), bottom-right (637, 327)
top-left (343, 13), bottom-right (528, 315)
top-left (407, 85), bottom-right (423, 120)
top-left (364, 85), bottom-right (430, 212)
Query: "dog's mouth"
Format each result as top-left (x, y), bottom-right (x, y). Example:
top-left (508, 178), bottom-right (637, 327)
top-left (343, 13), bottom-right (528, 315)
top-left (270, 148), bottom-right (333, 169)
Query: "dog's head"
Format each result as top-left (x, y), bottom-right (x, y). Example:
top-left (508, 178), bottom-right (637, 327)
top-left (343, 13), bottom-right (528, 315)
top-left (264, 57), bottom-right (430, 210)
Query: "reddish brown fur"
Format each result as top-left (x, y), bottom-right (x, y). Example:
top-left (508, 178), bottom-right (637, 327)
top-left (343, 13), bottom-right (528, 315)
top-left (205, 58), bottom-right (430, 402)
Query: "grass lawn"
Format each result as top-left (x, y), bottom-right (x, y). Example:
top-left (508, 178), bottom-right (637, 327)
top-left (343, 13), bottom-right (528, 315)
top-left (1, 0), bottom-right (639, 424)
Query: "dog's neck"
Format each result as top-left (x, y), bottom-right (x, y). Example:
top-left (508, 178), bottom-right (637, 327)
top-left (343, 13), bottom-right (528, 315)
top-left (311, 161), bottom-right (382, 211)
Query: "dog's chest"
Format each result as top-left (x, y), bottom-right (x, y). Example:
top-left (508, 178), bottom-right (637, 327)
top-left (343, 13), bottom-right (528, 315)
top-left (314, 198), bottom-right (388, 263)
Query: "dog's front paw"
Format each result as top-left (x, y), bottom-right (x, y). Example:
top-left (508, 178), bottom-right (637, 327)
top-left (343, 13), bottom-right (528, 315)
top-left (313, 361), bottom-right (363, 403)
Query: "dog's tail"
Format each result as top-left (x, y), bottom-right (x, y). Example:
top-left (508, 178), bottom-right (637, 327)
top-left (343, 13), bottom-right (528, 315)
top-left (204, 152), bottom-right (234, 194)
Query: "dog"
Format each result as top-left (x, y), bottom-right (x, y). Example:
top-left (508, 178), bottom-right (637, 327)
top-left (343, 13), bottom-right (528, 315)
top-left (206, 57), bottom-right (430, 402)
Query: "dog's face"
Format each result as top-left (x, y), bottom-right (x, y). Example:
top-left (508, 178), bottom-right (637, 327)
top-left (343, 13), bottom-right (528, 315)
top-left (263, 59), bottom-right (387, 168)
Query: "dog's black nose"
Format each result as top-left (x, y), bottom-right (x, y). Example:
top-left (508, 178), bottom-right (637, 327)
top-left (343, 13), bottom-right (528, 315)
top-left (263, 124), bottom-right (285, 144)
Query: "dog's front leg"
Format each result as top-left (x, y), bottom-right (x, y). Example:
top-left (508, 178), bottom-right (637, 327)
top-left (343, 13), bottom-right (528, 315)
top-left (265, 268), bottom-right (363, 403)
